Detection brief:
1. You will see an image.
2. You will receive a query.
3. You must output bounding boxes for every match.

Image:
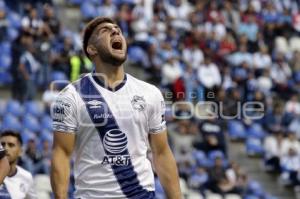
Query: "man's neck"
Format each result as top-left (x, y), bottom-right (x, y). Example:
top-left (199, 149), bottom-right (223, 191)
top-left (8, 164), bottom-right (17, 177)
top-left (94, 63), bottom-right (125, 89)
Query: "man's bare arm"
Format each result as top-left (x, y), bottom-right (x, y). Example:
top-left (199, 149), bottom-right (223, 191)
top-left (50, 132), bottom-right (75, 199)
top-left (0, 156), bottom-right (9, 184)
top-left (149, 130), bottom-right (181, 199)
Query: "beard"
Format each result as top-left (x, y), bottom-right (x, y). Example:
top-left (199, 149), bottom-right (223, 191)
top-left (98, 47), bottom-right (127, 66)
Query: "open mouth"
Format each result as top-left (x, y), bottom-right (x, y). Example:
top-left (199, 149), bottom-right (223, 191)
top-left (111, 40), bottom-right (123, 50)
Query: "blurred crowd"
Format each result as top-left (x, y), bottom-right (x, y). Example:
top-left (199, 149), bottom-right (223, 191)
top-left (1, 0), bottom-right (300, 198)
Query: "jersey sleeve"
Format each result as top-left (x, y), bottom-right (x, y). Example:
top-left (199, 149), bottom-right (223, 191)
top-left (26, 175), bottom-right (37, 199)
top-left (51, 85), bottom-right (78, 133)
top-left (148, 86), bottom-right (166, 134)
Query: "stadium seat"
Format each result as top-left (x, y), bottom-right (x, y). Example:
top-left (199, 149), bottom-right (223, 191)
top-left (22, 114), bottom-right (41, 133)
top-left (244, 195), bottom-right (259, 199)
top-left (128, 46), bottom-right (147, 65)
top-left (24, 101), bottom-right (44, 118)
top-left (247, 123), bottom-right (266, 139)
top-left (20, 129), bottom-right (37, 144)
top-left (51, 71), bottom-right (68, 81)
top-left (7, 11), bottom-right (21, 28)
top-left (5, 100), bottom-right (22, 116)
top-left (0, 72), bottom-right (12, 85)
top-left (0, 42), bottom-right (11, 55)
top-left (155, 177), bottom-right (165, 199)
top-left (246, 138), bottom-right (264, 156)
top-left (80, 2), bottom-right (97, 19)
top-left (40, 130), bottom-right (53, 143)
top-left (247, 181), bottom-right (265, 197)
top-left (275, 36), bottom-right (289, 53)
top-left (2, 114), bottom-right (22, 131)
top-left (7, 27), bottom-right (19, 41)
top-left (192, 150), bottom-right (209, 167)
top-left (227, 120), bottom-right (247, 140)
top-left (0, 54), bottom-right (12, 70)
top-left (41, 115), bottom-right (53, 131)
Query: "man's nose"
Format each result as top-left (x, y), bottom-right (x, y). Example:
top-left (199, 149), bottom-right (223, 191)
top-left (111, 27), bottom-right (120, 35)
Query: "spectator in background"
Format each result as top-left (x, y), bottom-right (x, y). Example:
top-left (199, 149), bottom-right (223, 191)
top-left (0, 8), bottom-right (8, 42)
top-left (21, 8), bottom-right (44, 38)
top-left (22, 139), bottom-right (42, 175)
top-left (252, 46), bottom-right (272, 75)
top-left (10, 31), bottom-right (33, 101)
top-left (42, 4), bottom-right (60, 36)
top-left (288, 114), bottom-right (300, 139)
top-left (197, 56), bottom-right (221, 100)
top-left (221, 0), bottom-right (240, 33)
top-left (97, 0), bottom-right (116, 18)
top-left (271, 52), bottom-right (292, 98)
top-left (195, 115), bottom-right (227, 156)
top-left (18, 39), bottom-right (41, 101)
top-left (280, 148), bottom-right (300, 186)
top-left (51, 37), bottom-right (75, 78)
top-left (264, 131), bottom-right (284, 172)
top-left (207, 156), bottom-right (240, 195)
top-left (182, 42), bottom-right (204, 70)
top-left (281, 131), bottom-right (300, 156)
top-left (284, 94), bottom-right (300, 116)
top-left (0, 131), bottom-right (37, 198)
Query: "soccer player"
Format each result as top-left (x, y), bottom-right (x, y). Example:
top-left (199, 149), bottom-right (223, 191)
top-left (0, 143), bottom-right (9, 184)
top-left (0, 131), bottom-right (37, 198)
top-left (50, 17), bottom-right (181, 199)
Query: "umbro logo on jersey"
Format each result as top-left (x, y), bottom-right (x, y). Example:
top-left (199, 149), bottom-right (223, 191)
top-left (87, 100), bottom-right (103, 109)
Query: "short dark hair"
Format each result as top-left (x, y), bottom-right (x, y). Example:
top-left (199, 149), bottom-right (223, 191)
top-left (82, 17), bottom-right (115, 59)
top-left (1, 130), bottom-right (23, 146)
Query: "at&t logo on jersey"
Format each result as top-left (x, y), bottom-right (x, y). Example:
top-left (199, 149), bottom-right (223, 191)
top-left (101, 129), bottom-right (131, 166)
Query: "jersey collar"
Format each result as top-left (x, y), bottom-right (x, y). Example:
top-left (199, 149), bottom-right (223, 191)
top-left (91, 71), bottom-right (127, 92)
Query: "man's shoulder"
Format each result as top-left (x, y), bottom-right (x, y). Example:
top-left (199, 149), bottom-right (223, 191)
top-left (16, 166), bottom-right (33, 181)
top-left (127, 74), bottom-right (161, 94)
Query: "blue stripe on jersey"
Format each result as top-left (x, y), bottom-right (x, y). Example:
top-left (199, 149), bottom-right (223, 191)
top-left (75, 75), bottom-right (154, 199)
top-left (0, 183), bottom-right (12, 199)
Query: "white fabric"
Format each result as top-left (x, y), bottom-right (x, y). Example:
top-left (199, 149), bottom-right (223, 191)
top-left (52, 73), bottom-right (166, 198)
top-left (197, 63), bottom-right (221, 88)
top-left (4, 166), bottom-right (37, 199)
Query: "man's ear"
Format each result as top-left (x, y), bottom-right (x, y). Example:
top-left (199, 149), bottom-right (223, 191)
top-left (87, 45), bottom-right (97, 57)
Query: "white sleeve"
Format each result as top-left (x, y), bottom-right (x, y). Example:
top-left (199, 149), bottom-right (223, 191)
top-left (26, 176), bottom-right (37, 199)
top-left (148, 86), bottom-right (166, 134)
top-left (51, 86), bottom-right (78, 133)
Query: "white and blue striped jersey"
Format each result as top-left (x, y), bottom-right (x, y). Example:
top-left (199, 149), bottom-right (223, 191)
top-left (52, 73), bottom-right (166, 199)
top-left (0, 166), bottom-right (37, 199)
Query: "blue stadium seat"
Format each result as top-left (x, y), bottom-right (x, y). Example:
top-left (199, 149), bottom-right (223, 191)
top-left (192, 150), bottom-right (209, 167)
top-left (155, 177), bottom-right (165, 199)
top-left (128, 46), bottom-right (147, 64)
top-left (7, 12), bottom-right (21, 28)
top-left (1, 114), bottom-right (22, 131)
top-left (0, 72), bottom-right (12, 85)
top-left (81, 2), bottom-right (97, 19)
top-left (22, 114), bottom-right (41, 133)
top-left (0, 42), bottom-right (11, 55)
top-left (40, 129), bottom-right (53, 143)
top-left (20, 129), bottom-right (37, 145)
top-left (51, 71), bottom-right (68, 81)
top-left (41, 115), bottom-right (52, 131)
top-left (247, 181), bottom-right (265, 197)
top-left (24, 101), bottom-right (44, 118)
top-left (7, 27), bottom-right (19, 41)
top-left (227, 120), bottom-right (247, 140)
top-left (246, 138), bottom-right (264, 156)
top-left (247, 123), bottom-right (266, 139)
top-left (5, 100), bottom-right (23, 117)
top-left (0, 54), bottom-right (12, 70)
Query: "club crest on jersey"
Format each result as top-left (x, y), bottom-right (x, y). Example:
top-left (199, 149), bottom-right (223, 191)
top-left (131, 95), bottom-right (146, 111)
top-left (87, 100), bottom-right (103, 109)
